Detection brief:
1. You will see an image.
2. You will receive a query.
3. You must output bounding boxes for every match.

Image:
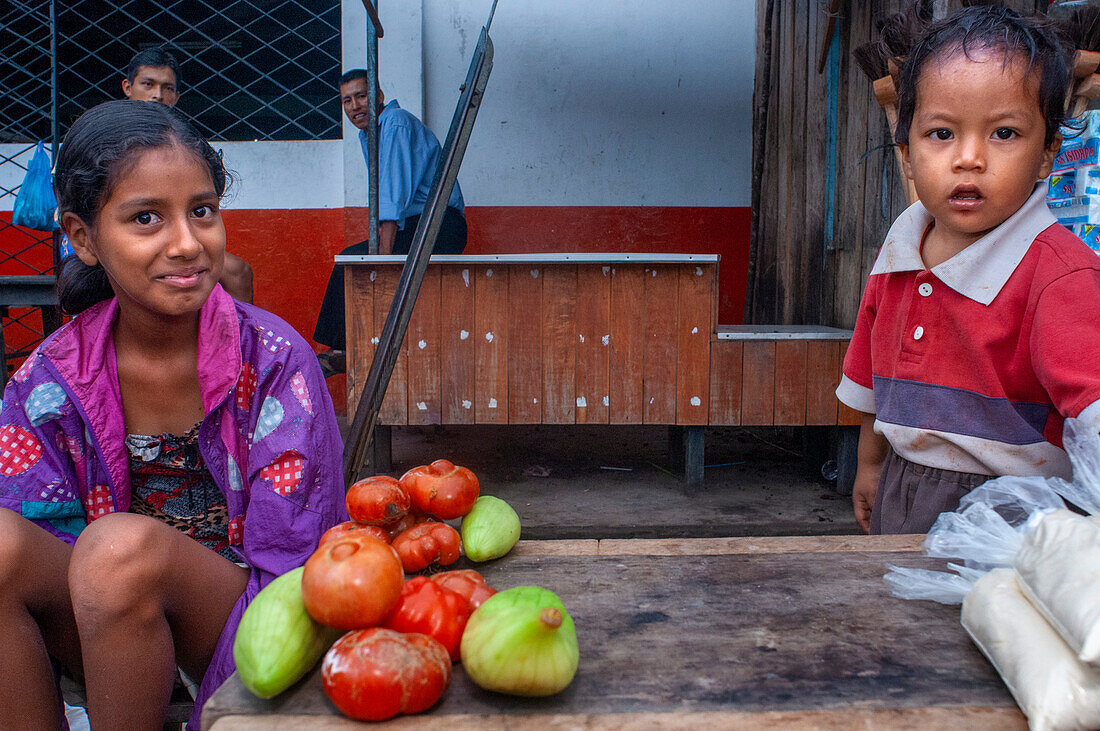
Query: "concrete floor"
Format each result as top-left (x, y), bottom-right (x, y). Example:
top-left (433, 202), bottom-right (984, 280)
top-left (353, 423), bottom-right (861, 539)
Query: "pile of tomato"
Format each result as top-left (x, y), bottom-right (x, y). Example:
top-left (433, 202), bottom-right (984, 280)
top-left (300, 460), bottom-right (496, 721)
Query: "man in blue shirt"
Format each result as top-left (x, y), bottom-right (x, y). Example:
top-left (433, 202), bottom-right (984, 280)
top-left (313, 69), bottom-right (467, 373)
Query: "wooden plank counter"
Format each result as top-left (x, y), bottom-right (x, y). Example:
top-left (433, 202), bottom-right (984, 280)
top-left (202, 536), bottom-right (1025, 730)
top-left (339, 254), bottom-right (862, 487)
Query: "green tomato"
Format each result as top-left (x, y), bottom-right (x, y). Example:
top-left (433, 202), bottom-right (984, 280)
top-left (460, 585), bottom-right (579, 696)
top-left (460, 495), bottom-right (521, 561)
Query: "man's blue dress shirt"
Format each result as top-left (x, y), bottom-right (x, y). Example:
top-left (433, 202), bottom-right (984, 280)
top-left (358, 99), bottom-right (465, 230)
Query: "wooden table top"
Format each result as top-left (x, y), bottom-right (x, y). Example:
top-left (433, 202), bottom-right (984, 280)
top-left (202, 535), bottom-right (1026, 730)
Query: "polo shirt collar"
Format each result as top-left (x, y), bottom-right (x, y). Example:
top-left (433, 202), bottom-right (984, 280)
top-left (870, 183), bottom-right (1055, 305)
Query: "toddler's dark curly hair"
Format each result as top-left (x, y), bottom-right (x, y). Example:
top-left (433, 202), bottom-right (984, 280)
top-left (893, 4), bottom-right (1073, 148)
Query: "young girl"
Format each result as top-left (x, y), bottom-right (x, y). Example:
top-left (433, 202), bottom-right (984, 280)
top-left (0, 100), bottom-right (348, 728)
top-left (837, 6), bottom-right (1100, 534)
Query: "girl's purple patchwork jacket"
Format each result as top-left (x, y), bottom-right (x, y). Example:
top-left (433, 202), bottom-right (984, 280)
top-left (0, 285), bottom-right (348, 728)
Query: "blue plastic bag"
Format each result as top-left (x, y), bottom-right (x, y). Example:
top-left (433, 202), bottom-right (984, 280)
top-left (12, 141), bottom-right (58, 231)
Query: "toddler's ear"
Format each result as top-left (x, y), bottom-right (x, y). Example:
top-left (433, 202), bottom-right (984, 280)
top-left (1039, 132), bottom-right (1061, 180)
top-left (898, 142), bottom-right (914, 180)
top-left (61, 212), bottom-right (98, 267)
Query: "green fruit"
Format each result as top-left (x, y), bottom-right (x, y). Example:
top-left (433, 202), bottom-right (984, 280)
top-left (460, 585), bottom-right (579, 696)
top-left (461, 495), bottom-right (521, 561)
top-left (234, 566), bottom-right (342, 698)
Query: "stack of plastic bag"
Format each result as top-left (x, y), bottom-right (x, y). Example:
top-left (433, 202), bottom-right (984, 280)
top-left (1047, 110), bottom-right (1100, 252)
top-left (884, 419), bottom-right (1100, 730)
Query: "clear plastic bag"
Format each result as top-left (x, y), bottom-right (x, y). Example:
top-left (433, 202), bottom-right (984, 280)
top-left (884, 416), bottom-right (1100, 679)
top-left (884, 418), bottom-right (1100, 604)
top-left (962, 569), bottom-right (1100, 731)
top-left (11, 141), bottom-right (58, 232)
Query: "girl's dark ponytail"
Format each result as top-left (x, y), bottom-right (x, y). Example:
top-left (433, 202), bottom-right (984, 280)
top-left (52, 100), bottom-right (230, 315)
top-left (56, 255), bottom-right (113, 316)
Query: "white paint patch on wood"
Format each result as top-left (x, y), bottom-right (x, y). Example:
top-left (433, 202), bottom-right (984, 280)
top-left (577, 396), bottom-right (587, 407)
top-left (462, 400), bottom-right (472, 409)
top-left (488, 398), bottom-right (498, 408)
top-left (691, 396), bottom-right (701, 406)
top-left (485, 332), bottom-right (494, 342)
top-left (462, 269), bottom-right (470, 287)
top-left (418, 340), bottom-right (427, 349)
top-left (460, 330), bottom-right (470, 340)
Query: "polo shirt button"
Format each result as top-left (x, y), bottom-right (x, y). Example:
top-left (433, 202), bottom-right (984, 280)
top-left (913, 326), bottom-right (924, 340)
top-left (918, 283), bottom-right (933, 296)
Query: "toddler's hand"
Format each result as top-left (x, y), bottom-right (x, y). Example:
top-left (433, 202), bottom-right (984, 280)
top-left (852, 468), bottom-right (878, 534)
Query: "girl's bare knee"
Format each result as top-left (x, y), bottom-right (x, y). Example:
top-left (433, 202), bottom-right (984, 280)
top-left (69, 514), bottom-right (164, 613)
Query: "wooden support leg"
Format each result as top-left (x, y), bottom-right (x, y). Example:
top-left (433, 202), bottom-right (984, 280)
top-left (369, 424), bottom-right (393, 475)
top-left (668, 426), bottom-right (685, 473)
top-left (801, 425), bottom-right (830, 481)
top-left (684, 426), bottom-right (705, 491)
top-left (834, 425), bottom-right (859, 496)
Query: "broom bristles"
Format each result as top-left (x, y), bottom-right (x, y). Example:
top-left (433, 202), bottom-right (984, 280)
top-left (852, 41), bottom-right (890, 81)
top-left (1059, 6), bottom-right (1100, 53)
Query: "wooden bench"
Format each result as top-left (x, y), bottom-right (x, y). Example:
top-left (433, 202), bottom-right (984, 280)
top-left (202, 535), bottom-right (1025, 729)
top-left (341, 254), bottom-right (860, 489)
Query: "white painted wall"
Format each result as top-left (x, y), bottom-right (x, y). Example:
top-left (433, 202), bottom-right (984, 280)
top-left (0, 142), bottom-right (344, 212)
top-left (344, 0), bottom-right (756, 209)
top-left (0, 145), bottom-right (38, 212)
top-left (3, 2), bottom-right (755, 214)
top-left (217, 141), bottom-right (343, 210)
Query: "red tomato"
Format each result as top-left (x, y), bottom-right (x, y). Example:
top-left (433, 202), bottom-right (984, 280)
top-left (429, 569), bottom-right (498, 611)
top-left (391, 521), bottom-right (461, 573)
top-left (346, 475), bottom-right (411, 525)
top-left (399, 459), bottom-right (480, 520)
top-left (301, 534), bottom-right (404, 630)
top-left (382, 577), bottom-right (470, 660)
top-left (384, 505), bottom-right (431, 541)
top-left (318, 521), bottom-right (391, 548)
top-left (322, 628), bottom-right (451, 721)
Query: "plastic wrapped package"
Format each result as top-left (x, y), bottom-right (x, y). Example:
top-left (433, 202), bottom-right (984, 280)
top-left (961, 569), bottom-right (1100, 731)
top-left (1014, 510), bottom-right (1100, 666)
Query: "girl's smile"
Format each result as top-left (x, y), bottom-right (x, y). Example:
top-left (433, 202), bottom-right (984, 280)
top-left (899, 47), bottom-right (1060, 265)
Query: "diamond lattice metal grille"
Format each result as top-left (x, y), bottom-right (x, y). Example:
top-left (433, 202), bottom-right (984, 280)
top-left (0, 0), bottom-right (53, 144)
top-left (2, 1), bottom-right (57, 378)
top-left (57, 0), bottom-right (341, 141)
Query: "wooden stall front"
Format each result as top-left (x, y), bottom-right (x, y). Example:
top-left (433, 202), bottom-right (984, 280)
top-left (202, 535), bottom-right (1025, 729)
top-left (341, 254), bottom-right (860, 484)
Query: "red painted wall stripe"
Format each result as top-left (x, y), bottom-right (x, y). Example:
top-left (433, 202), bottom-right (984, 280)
top-left (4, 206), bottom-right (750, 414)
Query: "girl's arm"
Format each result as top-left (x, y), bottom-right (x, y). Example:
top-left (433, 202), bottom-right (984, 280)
top-left (853, 411), bottom-right (889, 534)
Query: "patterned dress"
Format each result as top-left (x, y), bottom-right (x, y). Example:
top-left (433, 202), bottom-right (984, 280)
top-left (127, 424), bottom-right (237, 562)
